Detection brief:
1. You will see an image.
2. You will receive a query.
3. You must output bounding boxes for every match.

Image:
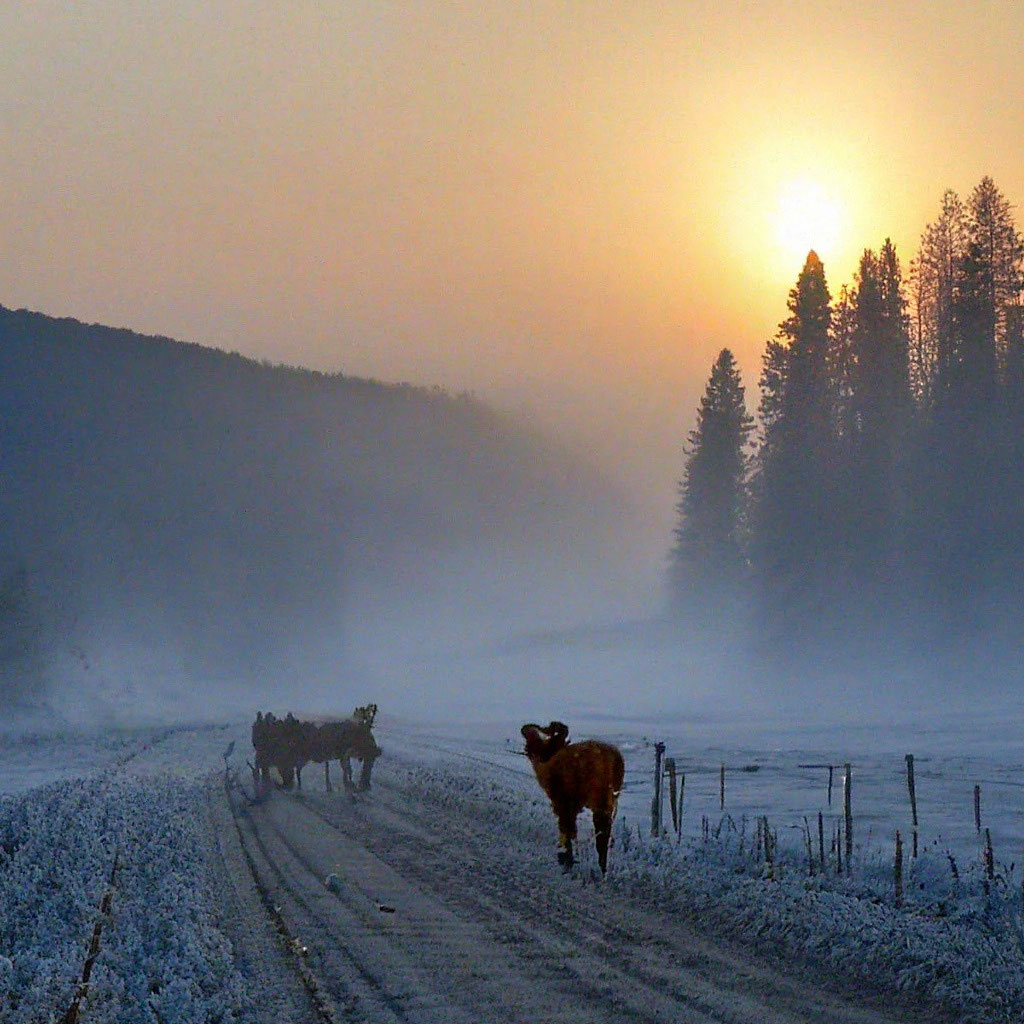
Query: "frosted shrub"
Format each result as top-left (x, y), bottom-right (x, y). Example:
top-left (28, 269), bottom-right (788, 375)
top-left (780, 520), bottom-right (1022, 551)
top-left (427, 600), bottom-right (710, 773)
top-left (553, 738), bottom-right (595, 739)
top-left (0, 769), bottom-right (252, 1024)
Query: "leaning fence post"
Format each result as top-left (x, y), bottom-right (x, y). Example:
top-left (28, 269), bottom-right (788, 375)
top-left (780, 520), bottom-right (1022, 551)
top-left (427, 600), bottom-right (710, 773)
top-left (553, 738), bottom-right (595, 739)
top-left (665, 758), bottom-right (679, 836)
top-left (650, 742), bottom-right (665, 836)
top-left (63, 849), bottom-right (120, 1024)
top-left (843, 762), bottom-right (853, 873)
top-left (974, 784), bottom-right (982, 834)
top-left (719, 763), bottom-right (726, 811)
top-left (828, 764), bottom-right (834, 807)
top-left (905, 754), bottom-right (919, 858)
top-left (818, 811), bottom-right (825, 875)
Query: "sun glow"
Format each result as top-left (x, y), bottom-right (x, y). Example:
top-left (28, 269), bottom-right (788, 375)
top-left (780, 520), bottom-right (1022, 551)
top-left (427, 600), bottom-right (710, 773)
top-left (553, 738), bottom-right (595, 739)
top-left (772, 177), bottom-right (846, 271)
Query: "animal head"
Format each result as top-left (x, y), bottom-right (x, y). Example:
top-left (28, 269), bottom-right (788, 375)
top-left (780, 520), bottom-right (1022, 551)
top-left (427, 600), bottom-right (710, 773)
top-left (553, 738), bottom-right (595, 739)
top-left (353, 703), bottom-right (378, 727)
top-left (521, 721), bottom-right (570, 764)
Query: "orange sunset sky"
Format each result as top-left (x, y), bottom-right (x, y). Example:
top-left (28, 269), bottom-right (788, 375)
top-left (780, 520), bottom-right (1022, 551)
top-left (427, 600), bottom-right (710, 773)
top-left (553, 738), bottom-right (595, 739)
top-left (3, 1), bottom-right (1023, 544)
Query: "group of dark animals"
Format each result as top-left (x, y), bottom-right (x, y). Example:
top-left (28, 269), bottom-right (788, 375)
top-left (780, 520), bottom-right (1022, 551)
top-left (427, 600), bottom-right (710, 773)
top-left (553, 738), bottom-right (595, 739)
top-left (251, 704), bottom-right (381, 793)
top-left (250, 708), bottom-right (624, 875)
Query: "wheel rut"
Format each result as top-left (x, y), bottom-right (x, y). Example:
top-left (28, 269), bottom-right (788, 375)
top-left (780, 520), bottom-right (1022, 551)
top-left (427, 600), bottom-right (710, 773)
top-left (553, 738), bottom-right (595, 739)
top-left (219, 755), bottom-right (939, 1024)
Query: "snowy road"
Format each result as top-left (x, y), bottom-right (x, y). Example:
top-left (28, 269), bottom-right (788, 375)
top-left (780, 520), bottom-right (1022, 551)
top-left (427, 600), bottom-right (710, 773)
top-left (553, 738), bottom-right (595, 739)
top-left (220, 755), bottom-right (949, 1024)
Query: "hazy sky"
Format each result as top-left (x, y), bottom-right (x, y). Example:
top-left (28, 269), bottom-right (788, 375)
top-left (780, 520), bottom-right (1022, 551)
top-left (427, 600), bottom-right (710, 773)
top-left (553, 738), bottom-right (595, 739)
top-left (4, 1), bottom-right (1024, 538)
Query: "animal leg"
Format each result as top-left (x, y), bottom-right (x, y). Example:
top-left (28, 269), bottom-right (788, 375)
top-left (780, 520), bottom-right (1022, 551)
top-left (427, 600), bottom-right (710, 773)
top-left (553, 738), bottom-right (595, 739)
top-left (557, 808), bottom-right (578, 870)
top-left (342, 757), bottom-right (355, 790)
top-left (593, 810), bottom-right (613, 874)
top-left (324, 761), bottom-right (332, 792)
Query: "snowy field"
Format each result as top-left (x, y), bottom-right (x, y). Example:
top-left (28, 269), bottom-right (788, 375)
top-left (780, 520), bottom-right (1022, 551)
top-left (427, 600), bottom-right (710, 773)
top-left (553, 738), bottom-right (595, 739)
top-left (3, 707), bottom-right (1024, 1021)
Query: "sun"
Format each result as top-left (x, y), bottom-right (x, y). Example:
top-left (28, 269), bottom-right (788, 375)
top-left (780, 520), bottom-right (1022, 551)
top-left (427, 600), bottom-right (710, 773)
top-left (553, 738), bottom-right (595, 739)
top-left (771, 177), bottom-right (845, 271)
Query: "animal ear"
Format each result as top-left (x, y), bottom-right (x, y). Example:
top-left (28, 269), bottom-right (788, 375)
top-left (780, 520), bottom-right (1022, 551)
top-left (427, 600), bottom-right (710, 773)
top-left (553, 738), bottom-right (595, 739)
top-left (548, 721), bottom-right (569, 741)
top-left (521, 723), bottom-right (542, 739)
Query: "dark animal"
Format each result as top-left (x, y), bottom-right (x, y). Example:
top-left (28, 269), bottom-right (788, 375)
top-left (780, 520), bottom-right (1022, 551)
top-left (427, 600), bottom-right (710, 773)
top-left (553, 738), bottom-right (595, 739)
top-left (352, 703), bottom-right (378, 728)
top-left (252, 710), bottom-right (381, 792)
top-left (313, 719), bottom-right (381, 791)
top-left (251, 712), bottom-right (313, 789)
top-left (521, 721), bottom-right (624, 874)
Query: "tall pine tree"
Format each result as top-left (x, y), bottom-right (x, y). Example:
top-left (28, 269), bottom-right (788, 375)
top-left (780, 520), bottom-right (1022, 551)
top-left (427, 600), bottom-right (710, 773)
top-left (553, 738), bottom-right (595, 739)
top-left (753, 251), bottom-right (837, 625)
top-left (910, 189), bottom-right (967, 409)
top-left (843, 242), bottom-right (912, 602)
top-left (669, 348), bottom-right (753, 614)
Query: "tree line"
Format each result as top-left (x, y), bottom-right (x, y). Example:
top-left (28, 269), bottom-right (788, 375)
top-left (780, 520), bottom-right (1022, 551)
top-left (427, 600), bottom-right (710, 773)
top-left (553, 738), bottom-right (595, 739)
top-left (670, 177), bottom-right (1024, 661)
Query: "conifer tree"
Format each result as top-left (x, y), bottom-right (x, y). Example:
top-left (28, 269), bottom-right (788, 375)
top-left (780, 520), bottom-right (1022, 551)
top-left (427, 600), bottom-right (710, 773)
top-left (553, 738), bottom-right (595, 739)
top-left (910, 189), bottom-right (967, 409)
top-left (842, 243), bottom-right (913, 594)
top-left (967, 176), bottom-right (1024, 359)
top-left (669, 349), bottom-right (753, 612)
top-left (915, 179), bottom-right (1023, 618)
top-left (849, 241), bottom-right (912, 449)
top-left (753, 251), bottom-right (837, 613)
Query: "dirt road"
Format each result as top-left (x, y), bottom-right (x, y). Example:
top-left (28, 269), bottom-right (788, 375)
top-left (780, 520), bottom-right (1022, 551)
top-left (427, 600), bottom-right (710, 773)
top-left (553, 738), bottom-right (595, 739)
top-left (211, 750), bottom-right (953, 1024)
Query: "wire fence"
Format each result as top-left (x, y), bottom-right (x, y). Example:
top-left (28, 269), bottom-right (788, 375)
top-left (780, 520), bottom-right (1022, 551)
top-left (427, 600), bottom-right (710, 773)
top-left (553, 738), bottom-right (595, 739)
top-left (628, 741), bottom-right (1024, 877)
top-left (383, 726), bottom-right (1024, 878)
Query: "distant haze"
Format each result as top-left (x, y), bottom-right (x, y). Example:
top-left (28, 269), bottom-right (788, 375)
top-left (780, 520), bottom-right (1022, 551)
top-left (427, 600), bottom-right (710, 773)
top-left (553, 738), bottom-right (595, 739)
top-left (3, 3), bottom-right (1024, 576)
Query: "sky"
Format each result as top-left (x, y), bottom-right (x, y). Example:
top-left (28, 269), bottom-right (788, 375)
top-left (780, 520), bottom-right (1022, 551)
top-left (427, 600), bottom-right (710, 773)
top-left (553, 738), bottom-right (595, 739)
top-left (3, 1), bottom-right (1024, 544)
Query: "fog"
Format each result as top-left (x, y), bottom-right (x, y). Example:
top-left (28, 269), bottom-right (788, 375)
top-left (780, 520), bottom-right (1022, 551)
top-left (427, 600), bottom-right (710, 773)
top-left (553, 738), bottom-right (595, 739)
top-left (3, 303), bottom-right (1021, 738)
top-left (5, 5), bottom-right (1024, 734)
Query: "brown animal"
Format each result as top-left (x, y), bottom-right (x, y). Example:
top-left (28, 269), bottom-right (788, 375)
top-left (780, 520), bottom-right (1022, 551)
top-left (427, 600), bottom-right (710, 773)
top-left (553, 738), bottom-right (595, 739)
top-left (312, 719), bottom-right (381, 791)
top-left (521, 721), bottom-right (624, 874)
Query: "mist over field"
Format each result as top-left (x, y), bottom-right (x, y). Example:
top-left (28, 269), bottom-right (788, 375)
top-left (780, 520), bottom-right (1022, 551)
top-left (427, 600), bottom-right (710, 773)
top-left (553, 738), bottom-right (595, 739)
top-left (0, 307), bottom-right (680, 728)
top-left (3, 311), bottom-right (1022, 734)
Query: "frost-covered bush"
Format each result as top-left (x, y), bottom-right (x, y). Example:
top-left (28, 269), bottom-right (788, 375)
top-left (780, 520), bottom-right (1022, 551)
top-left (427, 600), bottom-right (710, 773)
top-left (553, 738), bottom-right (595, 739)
top-left (0, 769), bottom-right (251, 1024)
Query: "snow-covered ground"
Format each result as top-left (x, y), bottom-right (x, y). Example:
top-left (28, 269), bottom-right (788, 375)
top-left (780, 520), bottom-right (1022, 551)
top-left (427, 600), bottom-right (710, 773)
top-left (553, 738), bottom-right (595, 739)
top-left (2, 708), bottom-right (1024, 1022)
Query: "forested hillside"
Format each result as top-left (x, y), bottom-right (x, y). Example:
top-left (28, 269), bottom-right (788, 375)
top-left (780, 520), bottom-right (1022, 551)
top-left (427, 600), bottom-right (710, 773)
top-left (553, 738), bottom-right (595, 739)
top-left (0, 307), bottom-right (621, 710)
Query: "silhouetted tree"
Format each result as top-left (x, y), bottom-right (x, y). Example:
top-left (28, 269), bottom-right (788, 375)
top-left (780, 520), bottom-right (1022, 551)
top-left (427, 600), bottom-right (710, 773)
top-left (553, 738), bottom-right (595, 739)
top-left (839, 243), bottom-right (914, 606)
top-left (752, 251), bottom-right (837, 624)
top-left (910, 189), bottom-right (967, 409)
top-left (849, 242), bottom-right (912, 445)
top-left (670, 349), bottom-right (753, 614)
top-left (912, 179), bottom-right (1023, 629)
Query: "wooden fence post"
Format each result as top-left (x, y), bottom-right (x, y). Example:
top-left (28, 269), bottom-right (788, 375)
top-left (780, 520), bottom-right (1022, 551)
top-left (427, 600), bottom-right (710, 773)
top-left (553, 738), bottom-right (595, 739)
top-left (650, 742), bottom-right (665, 836)
top-left (828, 764), bottom-right (834, 807)
top-left (678, 772), bottom-right (686, 837)
top-left (974, 784), bottom-right (982, 833)
top-left (843, 763), bottom-right (853, 873)
top-left (818, 811), bottom-right (825, 874)
top-left (719, 763), bottom-right (726, 811)
top-left (894, 830), bottom-right (903, 907)
top-left (905, 754), bottom-right (919, 858)
top-left (666, 758), bottom-right (678, 836)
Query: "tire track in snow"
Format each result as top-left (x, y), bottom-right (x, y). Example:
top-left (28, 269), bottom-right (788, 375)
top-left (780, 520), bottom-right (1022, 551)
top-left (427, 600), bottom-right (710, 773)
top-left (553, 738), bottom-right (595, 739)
top-left (290, 765), bottom-right (928, 1024)
top-left (229, 786), bottom-right (415, 1023)
top-left (224, 745), bottom-right (954, 1024)
top-left (240, 787), bottom-right (650, 1023)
